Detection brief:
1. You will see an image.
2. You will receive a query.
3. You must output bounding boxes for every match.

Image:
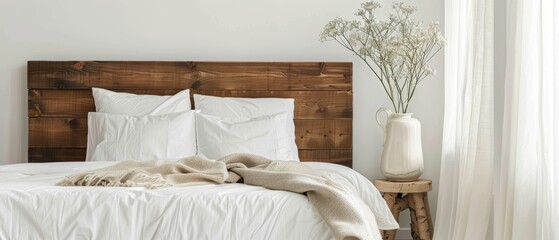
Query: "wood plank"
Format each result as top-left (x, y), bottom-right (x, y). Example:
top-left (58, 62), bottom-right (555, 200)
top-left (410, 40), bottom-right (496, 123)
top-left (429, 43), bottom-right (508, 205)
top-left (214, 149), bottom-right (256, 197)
top-left (28, 118), bottom-right (87, 147)
top-left (297, 149), bottom-right (352, 167)
top-left (29, 148), bottom-right (87, 162)
top-left (28, 89), bottom-right (352, 119)
top-left (28, 89), bottom-right (181, 118)
top-left (27, 148), bottom-right (351, 167)
top-left (295, 119), bottom-right (352, 149)
top-left (373, 179), bottom-right (433, 193)
top-left (27, 61), bottom-right (100, 89)
top-left (28, 61), bottom-right (352, 90)
top-left (28, 118), bottom-right (352, 149)
top-left (194, 90), bottom-right (352, 119)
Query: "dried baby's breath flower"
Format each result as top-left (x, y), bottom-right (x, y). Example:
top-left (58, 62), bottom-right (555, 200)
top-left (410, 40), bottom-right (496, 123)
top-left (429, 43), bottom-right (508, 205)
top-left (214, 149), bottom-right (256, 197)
top-left (362, 1), bottom-right (381, 12)
top-left (320, 1), bottom-right (445, 113)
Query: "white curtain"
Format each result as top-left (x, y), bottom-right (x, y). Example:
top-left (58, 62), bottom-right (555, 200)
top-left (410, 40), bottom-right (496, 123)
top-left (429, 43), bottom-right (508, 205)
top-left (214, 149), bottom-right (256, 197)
top-left (439, 0), bottom-right (559, 239)
top-left (495, 0), bottom-right (559, 239)
top-left (434, 0), bottom-right (494, 239)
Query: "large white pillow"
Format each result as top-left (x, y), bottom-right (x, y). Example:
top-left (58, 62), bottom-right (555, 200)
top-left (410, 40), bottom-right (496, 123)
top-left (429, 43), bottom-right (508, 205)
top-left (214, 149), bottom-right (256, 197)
top-left (92, 88), bottom-right (191, 116)
top-left (86, 111), bottom-right (197, 162)
top-left (193, 94), bottom-right (299, 161)
top-left (196, 112), bottom-right (297, 161)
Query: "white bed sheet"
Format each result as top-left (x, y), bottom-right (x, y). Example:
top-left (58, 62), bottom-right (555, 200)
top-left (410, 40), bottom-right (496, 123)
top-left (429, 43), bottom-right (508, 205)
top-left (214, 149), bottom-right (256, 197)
top-left (0, 161), bottom-right (398, 240)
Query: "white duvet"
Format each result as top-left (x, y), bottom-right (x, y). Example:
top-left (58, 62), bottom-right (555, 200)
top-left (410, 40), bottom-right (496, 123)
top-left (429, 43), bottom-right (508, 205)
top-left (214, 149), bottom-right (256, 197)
top-left (0, 161), bottom-right (398, 240)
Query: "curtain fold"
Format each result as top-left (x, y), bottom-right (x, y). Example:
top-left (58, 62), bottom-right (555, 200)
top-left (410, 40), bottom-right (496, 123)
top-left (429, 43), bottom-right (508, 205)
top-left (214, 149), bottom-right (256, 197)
top-left (495, 0), bottom-right (559, 239)
top-left (435, 0), bottom-right (494, 239)
top-left (440, 0), bottom-right (559, 239)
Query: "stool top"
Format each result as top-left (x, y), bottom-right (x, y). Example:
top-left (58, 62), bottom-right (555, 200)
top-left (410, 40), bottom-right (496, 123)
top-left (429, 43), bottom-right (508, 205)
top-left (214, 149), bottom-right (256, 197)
top-left (373, 179), bottom-right (432, 193)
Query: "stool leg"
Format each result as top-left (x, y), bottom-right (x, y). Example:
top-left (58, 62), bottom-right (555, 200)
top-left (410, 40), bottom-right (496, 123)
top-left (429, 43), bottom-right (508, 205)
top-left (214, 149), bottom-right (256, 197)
top-left (382, 193), bottom-right (399, 240)
top-left (423, 193), bottom-right (434, 238)
top-left (408, 194), bottom-right (420, 240)
top-left (409, 193), bottom-right (431, 240)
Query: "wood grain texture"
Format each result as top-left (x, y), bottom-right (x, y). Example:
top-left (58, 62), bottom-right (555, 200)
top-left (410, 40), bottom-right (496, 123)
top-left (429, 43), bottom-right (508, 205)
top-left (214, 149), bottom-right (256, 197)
top-left (409, 194), bottom-right (420, 240)
top-left (382, 193), bottom-right (399, 240)
top-left (373, 179), bottom-right (432, 193)
top-left (423, 193), bottom-right (434, 238)
top-left (28, 61), bottom-right (352, 90)
top-left (27, 61), bottom-right (353, 166)
top-left (295, 119), bottom-right (352, 149)
top-left (28, 89), bottom-right (352, 119)
top-left (28, 118), bottom-right (87, 147)
top-left (408, 193), bottom-right (432, 240)
top-left (297, 149), bottom-right (352, 167)
top-left (375, 180), bottom-right (434, 240)
top-left (29, 148), bottom-right (87, 162)
top-left (28, 118), bottom-right (351, 149)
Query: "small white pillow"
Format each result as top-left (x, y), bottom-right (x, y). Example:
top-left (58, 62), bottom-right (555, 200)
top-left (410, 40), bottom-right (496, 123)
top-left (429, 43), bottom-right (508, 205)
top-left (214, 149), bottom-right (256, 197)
top-left (86, 111), bottom-right (197, 162)
top-left (92, 88), bottom-right (191, 116)
top-left (194, 94), bottom-right (299, 161)
top-left (195, 112), bottom-right (296, 161)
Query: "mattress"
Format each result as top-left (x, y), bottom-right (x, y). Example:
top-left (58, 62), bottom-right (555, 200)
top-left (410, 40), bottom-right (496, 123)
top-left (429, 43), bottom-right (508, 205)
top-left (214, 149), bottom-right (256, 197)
top-left (0, 161), bottom-right (398, 240)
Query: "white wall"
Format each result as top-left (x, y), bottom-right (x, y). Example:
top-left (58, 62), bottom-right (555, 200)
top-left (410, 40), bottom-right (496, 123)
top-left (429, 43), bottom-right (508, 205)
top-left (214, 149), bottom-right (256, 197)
top-left (0, 0), bottom-right (444, 234)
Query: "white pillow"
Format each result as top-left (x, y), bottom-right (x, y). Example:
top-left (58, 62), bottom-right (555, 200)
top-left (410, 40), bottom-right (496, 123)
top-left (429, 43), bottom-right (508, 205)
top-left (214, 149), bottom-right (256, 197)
top-left (92, 88), bottom-right (191, 116)
top-left (195, 112), bottom-right (296, 161)
top-left (193, 94), bottom-right (299, 161)
top-left (86, 111), bottom-right (197, 162)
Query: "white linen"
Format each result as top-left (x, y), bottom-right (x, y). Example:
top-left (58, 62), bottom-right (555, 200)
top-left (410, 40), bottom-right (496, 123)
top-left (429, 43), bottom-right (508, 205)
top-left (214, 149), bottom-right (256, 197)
top-left (496, 0), bottom-right (559, 239)
top-left (435, 0), bottom-right (494, 239)
top-left (194, 94), bottom-right (299, 161)
top-left (195, 112), bottom-right (296, 161)
top-left (92, 88), bottom-right (191, 116)
top-left (86, 111), bottom-right (197, 162)
top-left (0, 161), bottom-right (397, 240)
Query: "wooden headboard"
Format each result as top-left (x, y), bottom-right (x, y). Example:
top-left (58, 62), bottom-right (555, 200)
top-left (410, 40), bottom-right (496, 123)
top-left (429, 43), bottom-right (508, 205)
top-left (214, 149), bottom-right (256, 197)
top-left (27, 61), bottom-right (353, 167)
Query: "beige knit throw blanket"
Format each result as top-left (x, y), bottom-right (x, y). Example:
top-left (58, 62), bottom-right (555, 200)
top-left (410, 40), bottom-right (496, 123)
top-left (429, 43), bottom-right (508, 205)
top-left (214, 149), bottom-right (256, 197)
top-left (57, 153), bottom-right (380, 240)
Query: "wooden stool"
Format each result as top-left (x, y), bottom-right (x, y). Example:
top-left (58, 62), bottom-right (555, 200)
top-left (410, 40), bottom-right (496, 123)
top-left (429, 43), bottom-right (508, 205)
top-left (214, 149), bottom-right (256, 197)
top-left (373, 179), bottom-right (433, 240)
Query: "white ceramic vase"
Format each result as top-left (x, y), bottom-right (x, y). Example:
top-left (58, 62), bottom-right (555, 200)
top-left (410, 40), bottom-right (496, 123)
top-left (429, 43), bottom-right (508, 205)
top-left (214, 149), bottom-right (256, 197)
top-left (376, 107), bottom-right (424, 181)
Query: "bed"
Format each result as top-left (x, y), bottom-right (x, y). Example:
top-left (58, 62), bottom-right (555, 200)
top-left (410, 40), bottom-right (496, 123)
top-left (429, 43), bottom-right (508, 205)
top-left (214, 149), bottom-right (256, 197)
top-left (0, 61), bottom-right (398, 240)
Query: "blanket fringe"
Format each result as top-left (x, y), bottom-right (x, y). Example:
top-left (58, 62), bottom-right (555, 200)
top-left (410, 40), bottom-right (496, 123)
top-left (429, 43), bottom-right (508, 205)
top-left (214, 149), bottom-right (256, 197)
top-left (57, 172), bottom-right (171, 189)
